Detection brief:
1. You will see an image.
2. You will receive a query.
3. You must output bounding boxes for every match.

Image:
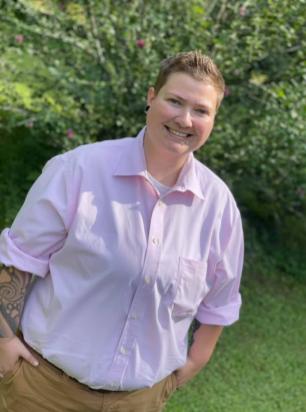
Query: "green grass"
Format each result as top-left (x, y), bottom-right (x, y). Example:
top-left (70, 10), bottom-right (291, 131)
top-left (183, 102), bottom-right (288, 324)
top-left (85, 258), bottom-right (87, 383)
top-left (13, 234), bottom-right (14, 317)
top-left (165, 271), bottom-right (306, 412)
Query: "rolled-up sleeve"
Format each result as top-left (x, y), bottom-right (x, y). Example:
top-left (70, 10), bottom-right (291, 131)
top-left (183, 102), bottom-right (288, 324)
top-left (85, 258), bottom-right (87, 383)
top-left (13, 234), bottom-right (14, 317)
top-left (0, 154), bottom-right (73, 277)
top-left (196, 204), bottom-right (244, 326)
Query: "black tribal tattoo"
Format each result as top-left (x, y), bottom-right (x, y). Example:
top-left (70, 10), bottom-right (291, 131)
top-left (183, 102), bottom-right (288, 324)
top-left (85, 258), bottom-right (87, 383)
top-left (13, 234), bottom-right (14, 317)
top-left (0, 265), bottom-right (31, 338)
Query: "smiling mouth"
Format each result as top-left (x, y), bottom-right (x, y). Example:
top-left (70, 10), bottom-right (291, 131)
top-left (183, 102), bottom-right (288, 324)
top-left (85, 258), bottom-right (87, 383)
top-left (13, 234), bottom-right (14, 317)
top-left (165, 125), bottom-right (192, 138)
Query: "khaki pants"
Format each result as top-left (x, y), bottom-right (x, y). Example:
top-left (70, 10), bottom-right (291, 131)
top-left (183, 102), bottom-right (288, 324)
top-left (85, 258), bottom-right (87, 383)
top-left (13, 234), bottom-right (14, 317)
top-left (0, 348), bottom-right (177, 412)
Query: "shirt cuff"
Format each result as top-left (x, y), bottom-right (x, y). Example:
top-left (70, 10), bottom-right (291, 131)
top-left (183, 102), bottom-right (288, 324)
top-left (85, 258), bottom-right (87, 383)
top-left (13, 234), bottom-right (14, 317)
top-left (195, 295), bottom-right (242, 326)
top-left (0, 229), bottom-right (49, 277)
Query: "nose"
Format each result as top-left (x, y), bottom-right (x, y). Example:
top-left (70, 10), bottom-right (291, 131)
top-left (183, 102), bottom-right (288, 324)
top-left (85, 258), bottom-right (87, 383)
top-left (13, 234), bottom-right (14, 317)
top-left (175, 109), bottom-right (192, 128)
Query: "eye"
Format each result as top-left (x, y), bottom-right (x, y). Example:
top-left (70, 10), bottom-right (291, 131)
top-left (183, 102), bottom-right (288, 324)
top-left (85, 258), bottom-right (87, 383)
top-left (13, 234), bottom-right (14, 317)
top-left (195, 108), bottom-right (209, 115)
top-left (168, 98), bottom-right (181, 106)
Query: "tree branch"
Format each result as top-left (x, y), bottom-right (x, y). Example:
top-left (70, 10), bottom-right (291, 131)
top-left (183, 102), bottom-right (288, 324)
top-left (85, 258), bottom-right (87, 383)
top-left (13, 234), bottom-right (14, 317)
top-left (86, 0), bottom-right (105, 67)
top-left (0, 15), bottom-right (96, 58)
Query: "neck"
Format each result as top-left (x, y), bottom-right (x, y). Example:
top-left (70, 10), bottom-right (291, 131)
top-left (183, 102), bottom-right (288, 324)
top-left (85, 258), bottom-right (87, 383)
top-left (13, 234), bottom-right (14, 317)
top-left (143, 135), bottom-right (188, 186)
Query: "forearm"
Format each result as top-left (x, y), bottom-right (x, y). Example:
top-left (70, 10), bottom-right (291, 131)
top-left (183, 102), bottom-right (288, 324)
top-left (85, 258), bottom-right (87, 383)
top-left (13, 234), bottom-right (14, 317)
top-left (0, 264), bottom-right (32, 338)
top-left (188, 324), bottom-right (223, 367)
top-left (175, 323), bottom-right (223, 387)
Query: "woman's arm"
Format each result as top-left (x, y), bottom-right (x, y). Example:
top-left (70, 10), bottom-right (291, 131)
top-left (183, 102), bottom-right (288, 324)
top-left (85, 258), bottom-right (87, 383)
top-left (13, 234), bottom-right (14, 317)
top-left (0, 264), bottom-right (38, 377)
top-left (175, 323), bottom-right (223, 387)
top-left (0, 265), bottom-right (32, 338)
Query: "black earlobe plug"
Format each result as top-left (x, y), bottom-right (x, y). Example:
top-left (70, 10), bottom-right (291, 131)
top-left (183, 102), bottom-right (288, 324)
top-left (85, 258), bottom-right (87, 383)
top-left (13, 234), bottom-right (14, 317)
top-left (145, 105), bottom-right (150, 113)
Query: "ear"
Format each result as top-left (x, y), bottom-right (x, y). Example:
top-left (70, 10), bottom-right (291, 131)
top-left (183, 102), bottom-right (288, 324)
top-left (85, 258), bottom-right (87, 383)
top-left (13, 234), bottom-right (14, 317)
top-left (147, 87), bottom-right (156, 105)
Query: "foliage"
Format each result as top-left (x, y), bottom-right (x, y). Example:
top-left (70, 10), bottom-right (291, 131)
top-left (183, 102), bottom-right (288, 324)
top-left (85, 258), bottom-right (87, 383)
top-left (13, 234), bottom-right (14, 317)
top-left (197, 0), bottom-right (306, 227)
top-left (0, 126), bottom-right (59, 226)
top-left (0, 0), bottom-right (305, 270)
top-left (0, 0), bottom-right (212, 143)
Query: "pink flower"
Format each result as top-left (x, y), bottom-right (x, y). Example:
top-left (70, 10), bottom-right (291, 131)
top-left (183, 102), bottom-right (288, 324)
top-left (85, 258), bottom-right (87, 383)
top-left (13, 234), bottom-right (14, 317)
top-left (239, 5), bottom-right (247, 16)
top-left (15, 34), bottom-right (24, 44)
top-left (66, 128), bottom-right (75, 139)
top-left (136, 39), bottom-right (145, 48)
top-left (224, 86), bottom-right (231, 97)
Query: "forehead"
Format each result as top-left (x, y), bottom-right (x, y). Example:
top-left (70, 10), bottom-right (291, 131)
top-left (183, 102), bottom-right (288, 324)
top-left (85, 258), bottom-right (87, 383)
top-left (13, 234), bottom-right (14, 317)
top-left (159, 72), bottom-right (218, 109)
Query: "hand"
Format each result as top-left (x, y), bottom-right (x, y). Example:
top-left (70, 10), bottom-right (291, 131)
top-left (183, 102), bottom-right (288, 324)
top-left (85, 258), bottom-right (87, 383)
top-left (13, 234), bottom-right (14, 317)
top-left (174, 357), bottom-right (202, 388)
top-left (0, 335), bottom-right (39, 378)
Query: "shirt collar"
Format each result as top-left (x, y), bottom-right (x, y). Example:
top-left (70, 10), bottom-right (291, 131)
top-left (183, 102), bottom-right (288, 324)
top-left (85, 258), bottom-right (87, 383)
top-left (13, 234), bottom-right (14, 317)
top-left (113, 127), bottom-right (205, 200)
top-left (113, 127), bottom-right (147, 177)
top-left (175, 154), bottom-right (205, 200)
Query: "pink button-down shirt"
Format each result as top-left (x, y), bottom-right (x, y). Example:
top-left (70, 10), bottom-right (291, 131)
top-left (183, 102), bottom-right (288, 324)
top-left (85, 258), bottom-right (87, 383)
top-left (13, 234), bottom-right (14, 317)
top-left (0, 128), bottom-right (244, 390)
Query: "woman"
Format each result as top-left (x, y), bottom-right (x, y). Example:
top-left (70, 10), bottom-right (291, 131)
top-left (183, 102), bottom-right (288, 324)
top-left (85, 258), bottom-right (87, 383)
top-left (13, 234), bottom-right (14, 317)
top-left (0, 51), bottom-right (244, 411)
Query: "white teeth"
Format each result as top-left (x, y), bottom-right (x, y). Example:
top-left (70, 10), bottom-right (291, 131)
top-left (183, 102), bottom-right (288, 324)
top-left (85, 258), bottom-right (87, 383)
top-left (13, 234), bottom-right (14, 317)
top-left (168, 128), bottom-right (190, 137)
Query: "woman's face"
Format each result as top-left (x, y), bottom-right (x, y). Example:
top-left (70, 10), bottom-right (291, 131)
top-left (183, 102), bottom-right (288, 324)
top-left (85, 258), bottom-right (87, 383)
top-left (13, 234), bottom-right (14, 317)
top-left (145, 72), bottom-right (218, 162)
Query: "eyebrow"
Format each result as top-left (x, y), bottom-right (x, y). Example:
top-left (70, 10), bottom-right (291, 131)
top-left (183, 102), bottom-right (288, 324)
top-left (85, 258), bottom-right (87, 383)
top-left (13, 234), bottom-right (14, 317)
top-left (167, 93), bottom-right (214, 111)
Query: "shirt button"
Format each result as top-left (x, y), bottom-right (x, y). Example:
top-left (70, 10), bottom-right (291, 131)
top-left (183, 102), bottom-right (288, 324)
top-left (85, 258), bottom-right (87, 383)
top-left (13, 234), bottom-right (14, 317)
top-left (158, 200), bottom-right (163, 207)
top-left (130, 313), bottom-right (138, 320)
top-left (120, 346), bottom-right (127, 355)
top-left (144, 276), bottom-right (151, 285)
top-left (152, 237), bottom-right (159, 246)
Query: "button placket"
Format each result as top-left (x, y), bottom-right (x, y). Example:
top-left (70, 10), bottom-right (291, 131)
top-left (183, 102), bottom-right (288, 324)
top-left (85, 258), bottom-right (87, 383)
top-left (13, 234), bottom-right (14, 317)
top-left (109, 198), bottom-right (166, 387)
top-left (142, 200), bottom-right (164, 284)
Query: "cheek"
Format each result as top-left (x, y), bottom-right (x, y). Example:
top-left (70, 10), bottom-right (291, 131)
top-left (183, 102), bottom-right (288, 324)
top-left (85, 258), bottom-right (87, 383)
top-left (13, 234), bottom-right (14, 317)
top-left (197, 118), bottom-right (214, 134)
top-left (158, 101), bottom-right (177, 117)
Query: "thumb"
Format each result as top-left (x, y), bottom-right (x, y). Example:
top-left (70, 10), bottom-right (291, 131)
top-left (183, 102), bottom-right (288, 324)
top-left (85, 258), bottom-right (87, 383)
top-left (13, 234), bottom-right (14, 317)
top-left (20, 344), bottom-right (39, 367)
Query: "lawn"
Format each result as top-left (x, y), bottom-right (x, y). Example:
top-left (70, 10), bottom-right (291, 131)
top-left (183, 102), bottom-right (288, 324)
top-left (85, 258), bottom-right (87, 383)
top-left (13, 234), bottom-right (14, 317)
top-left (165, 271), bottom-right (306, 412)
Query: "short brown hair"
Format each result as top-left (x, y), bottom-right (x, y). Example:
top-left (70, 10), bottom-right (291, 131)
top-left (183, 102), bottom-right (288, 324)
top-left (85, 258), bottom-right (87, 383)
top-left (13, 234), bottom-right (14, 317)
top-left (154, 51), bottom-right (225, 109)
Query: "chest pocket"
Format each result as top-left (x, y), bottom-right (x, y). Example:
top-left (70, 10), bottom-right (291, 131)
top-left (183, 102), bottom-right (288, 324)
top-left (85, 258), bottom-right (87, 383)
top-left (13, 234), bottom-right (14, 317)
top-left (171, 257), bottom-right (208, 321)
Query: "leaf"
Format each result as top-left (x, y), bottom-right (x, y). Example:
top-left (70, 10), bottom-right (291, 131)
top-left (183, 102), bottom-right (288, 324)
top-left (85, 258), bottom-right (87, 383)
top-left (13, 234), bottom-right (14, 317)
top-left (250, 72), bottom-right (269, 85)
top-left (14, 83), bottom-right (33, 109)
top-left (42, 92), bottom-right (63, 114)
top-left (20, 0), bottom-right (56, 15)
top-left (66, 3), bottom-right (87, 26)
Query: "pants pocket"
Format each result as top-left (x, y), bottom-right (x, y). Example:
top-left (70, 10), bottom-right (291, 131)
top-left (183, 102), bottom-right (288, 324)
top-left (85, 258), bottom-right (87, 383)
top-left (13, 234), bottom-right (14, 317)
top-left (161, 373), bottom-right (177, 403)
top-left (170, 372), bottom-right (178, 392)
top-left (0, 358), bottom-right (24, 386)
